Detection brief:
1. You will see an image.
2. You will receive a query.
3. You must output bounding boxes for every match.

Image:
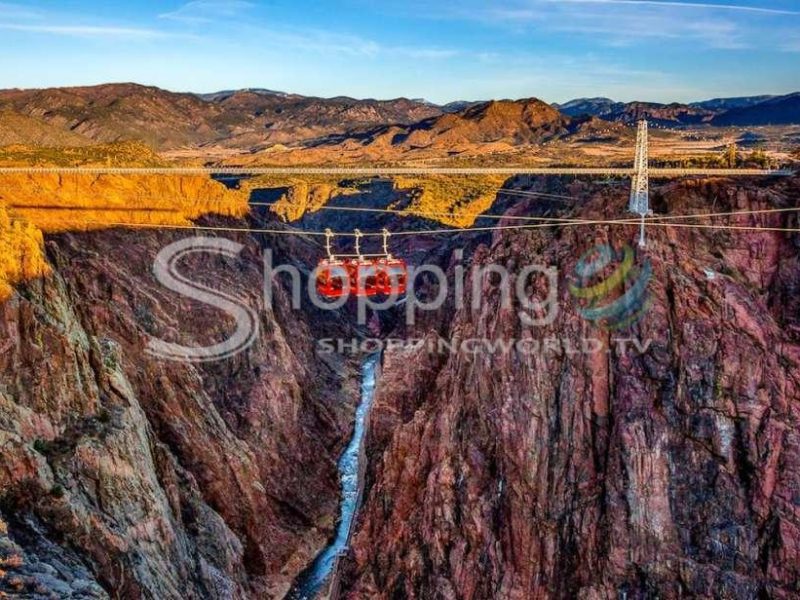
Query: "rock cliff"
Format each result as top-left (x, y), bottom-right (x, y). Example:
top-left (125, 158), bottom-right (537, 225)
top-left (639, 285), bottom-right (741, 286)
top-left (341, 176), bottom-right (800, 598)
top-left (0, 217), bottom-right (358, 598)
top-left (3, 174), bottom-right (800, 599)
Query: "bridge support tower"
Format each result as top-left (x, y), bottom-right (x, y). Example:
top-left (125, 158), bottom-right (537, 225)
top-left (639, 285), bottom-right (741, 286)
top-left (629, 120), bottom-right (650, 247)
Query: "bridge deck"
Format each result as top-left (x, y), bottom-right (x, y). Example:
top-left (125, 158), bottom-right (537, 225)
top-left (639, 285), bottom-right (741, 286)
top-left (0, 167), bottom-right (792, 177)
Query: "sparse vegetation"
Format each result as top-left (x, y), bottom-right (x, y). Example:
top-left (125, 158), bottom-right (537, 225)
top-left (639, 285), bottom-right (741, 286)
top-left (393, 175), bottom-right (509, 227)
top-left (652, 153), bottom-right (733, 169)
top-left (97, 408), bottom-right (112, 424)
top-left (0, 140), bottom-right (166, 168)
top-left (743, 147), bottom-right (771, 168)
top-left (32, 438), bottom-right (51, 455)
top-left (244, 174), bottom-right (361, 221)
top-left (725, 142), bottom-right (738, 168)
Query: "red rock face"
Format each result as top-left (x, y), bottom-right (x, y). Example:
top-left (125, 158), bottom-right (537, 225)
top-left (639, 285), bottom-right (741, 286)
top-left (3, 176), bottom-right (800, 599)
top-left (0, 219), bottom-right (357, 598)
top-left (341, 176), bottom-right (800, 598)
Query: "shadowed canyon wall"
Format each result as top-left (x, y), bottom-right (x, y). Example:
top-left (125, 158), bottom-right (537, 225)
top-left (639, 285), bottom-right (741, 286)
top-left (340, 176), bottom-right (800, 599)
top-left (0, 217), bottom-right (357, 598)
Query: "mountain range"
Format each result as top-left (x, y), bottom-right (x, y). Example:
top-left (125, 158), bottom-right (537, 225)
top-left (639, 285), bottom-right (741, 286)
top-left (553, 92), bottom-right (800, 127)
top-left (314, 99), bottom-right (626, 154)
top-left (0, 83), bottom-right (443, 151)
top-left (0, 83), bottom-right (797, 156)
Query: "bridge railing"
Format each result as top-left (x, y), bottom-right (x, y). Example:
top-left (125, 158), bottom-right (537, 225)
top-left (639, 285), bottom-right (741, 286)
top-left (0, 167), bottom-right (793, 176)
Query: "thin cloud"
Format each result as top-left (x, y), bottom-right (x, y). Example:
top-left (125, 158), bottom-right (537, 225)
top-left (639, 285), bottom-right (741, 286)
top-left (549, 0), bottom-right (800, 16)
top-left (416, 0), bottom-right (795, 51)
top-left (783, 37), bottom-right (800, 52)
top-left (485, 2), bottom-right (756, 49)
top-left (253, 27), bottom-right (382, 56)
top-left (159, 1), bottom-right (256, 23)
top-left (0, 2), bottom-right (42, 20)
top-left (234, 23), bottom-right (459, 60)
top-left (0, 22), bottom-right (171, 39)
top-left (388, 46), bottom-right (460, 59)
top-left (554, 13), bottom-right (749, 49)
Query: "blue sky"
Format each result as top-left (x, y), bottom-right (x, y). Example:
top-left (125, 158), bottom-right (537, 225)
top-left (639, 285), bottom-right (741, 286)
top-left (0, 0), bottom-right (798, 103)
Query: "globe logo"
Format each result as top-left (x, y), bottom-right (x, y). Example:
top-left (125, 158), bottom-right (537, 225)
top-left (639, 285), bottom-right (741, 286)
top-left (569, 244), bottom-right (652, 330)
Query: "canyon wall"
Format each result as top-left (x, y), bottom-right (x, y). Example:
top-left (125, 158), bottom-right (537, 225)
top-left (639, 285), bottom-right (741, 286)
top-left (341, 176), bottom-right (800, 599)
top-left (0, 218), bottom-right (357, 598)
top-left (3, 173), bottom-right (800, 599)
top-left (0, 173), bottom-right (248, 299)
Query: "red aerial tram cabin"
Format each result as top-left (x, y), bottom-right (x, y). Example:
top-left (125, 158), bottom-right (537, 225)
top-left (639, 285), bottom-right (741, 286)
top-left (316, 229), bottom-right (407, 299)
top-left (315, 260), bottom-right (350, 298)
top-left (375, 257), bottom-right (408, 295)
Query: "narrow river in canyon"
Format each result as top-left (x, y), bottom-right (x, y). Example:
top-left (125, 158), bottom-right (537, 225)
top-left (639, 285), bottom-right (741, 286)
top-left (286, 353), bottom-right (380, 600)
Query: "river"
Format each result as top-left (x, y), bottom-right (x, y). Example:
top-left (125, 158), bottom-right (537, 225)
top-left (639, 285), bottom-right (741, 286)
top-left (285, 353), bottom-right (380, 600)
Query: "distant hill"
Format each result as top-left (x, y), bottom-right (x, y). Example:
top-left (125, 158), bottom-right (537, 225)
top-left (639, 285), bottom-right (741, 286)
top-left (554, 97), bottom-right (624, 118)
top-left (0, 110), bottom-right (92, 147)
top-left (305, 98), bottom-right (628, 162)
top-left (553, 97), bottom-right (714, 128)
top-left (608, 102), bottom-right (715, 126)
top-left (196, 88), bottom-right (294, 102)
top-left (555, 93), bottom-right (800, 127)
top-left (689, 95), bottom-right (775, 111)
top-left (710, 93), bottom-right (800, 126)
top-left (439, 100), bottom-right (484, 113)
top-left (353, 98), bottom-right (573, 150)
top-left (0, 83), bottom-right (227, 149)
top-left (209, 90), bottom-right (443, 148)
top-left (553, 98), bottom-right (714, 126)
top-left (0, 83), bottom-right (443, 150)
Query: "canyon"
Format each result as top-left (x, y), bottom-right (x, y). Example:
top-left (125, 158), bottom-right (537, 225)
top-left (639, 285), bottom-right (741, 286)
top-left (0, 203), bottom-right (360, 597)
top-left (3, 170), bottom-right (799, 598)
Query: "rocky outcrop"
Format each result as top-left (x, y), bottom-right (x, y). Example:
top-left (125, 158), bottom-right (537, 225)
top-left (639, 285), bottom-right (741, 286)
top-left (0, 218), bottom-right (358, 598)
top-left (0, 173), bottom-right (249, 232)
top-left (340, 176), bottom-right (800, 598)
top-left (0, 203), bottom-right (49, 300)
top-left (0, 172), bottom-right (247, 300)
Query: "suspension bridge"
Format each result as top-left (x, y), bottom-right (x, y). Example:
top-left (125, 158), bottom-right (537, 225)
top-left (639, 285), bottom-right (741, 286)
top-left (4, 120), bottom-right (796, 244)
top-left (0, 166), bottom-right (790, 176)
top-left (0, 118), bottom-right (793, 179)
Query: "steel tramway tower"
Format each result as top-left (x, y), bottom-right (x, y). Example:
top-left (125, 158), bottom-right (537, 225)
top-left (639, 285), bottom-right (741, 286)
top-left (629, 119), bottom-right (650, 247)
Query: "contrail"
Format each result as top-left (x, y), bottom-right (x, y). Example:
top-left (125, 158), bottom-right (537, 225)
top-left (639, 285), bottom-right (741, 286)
top-left (549, 0), bottom-right (800, 16)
